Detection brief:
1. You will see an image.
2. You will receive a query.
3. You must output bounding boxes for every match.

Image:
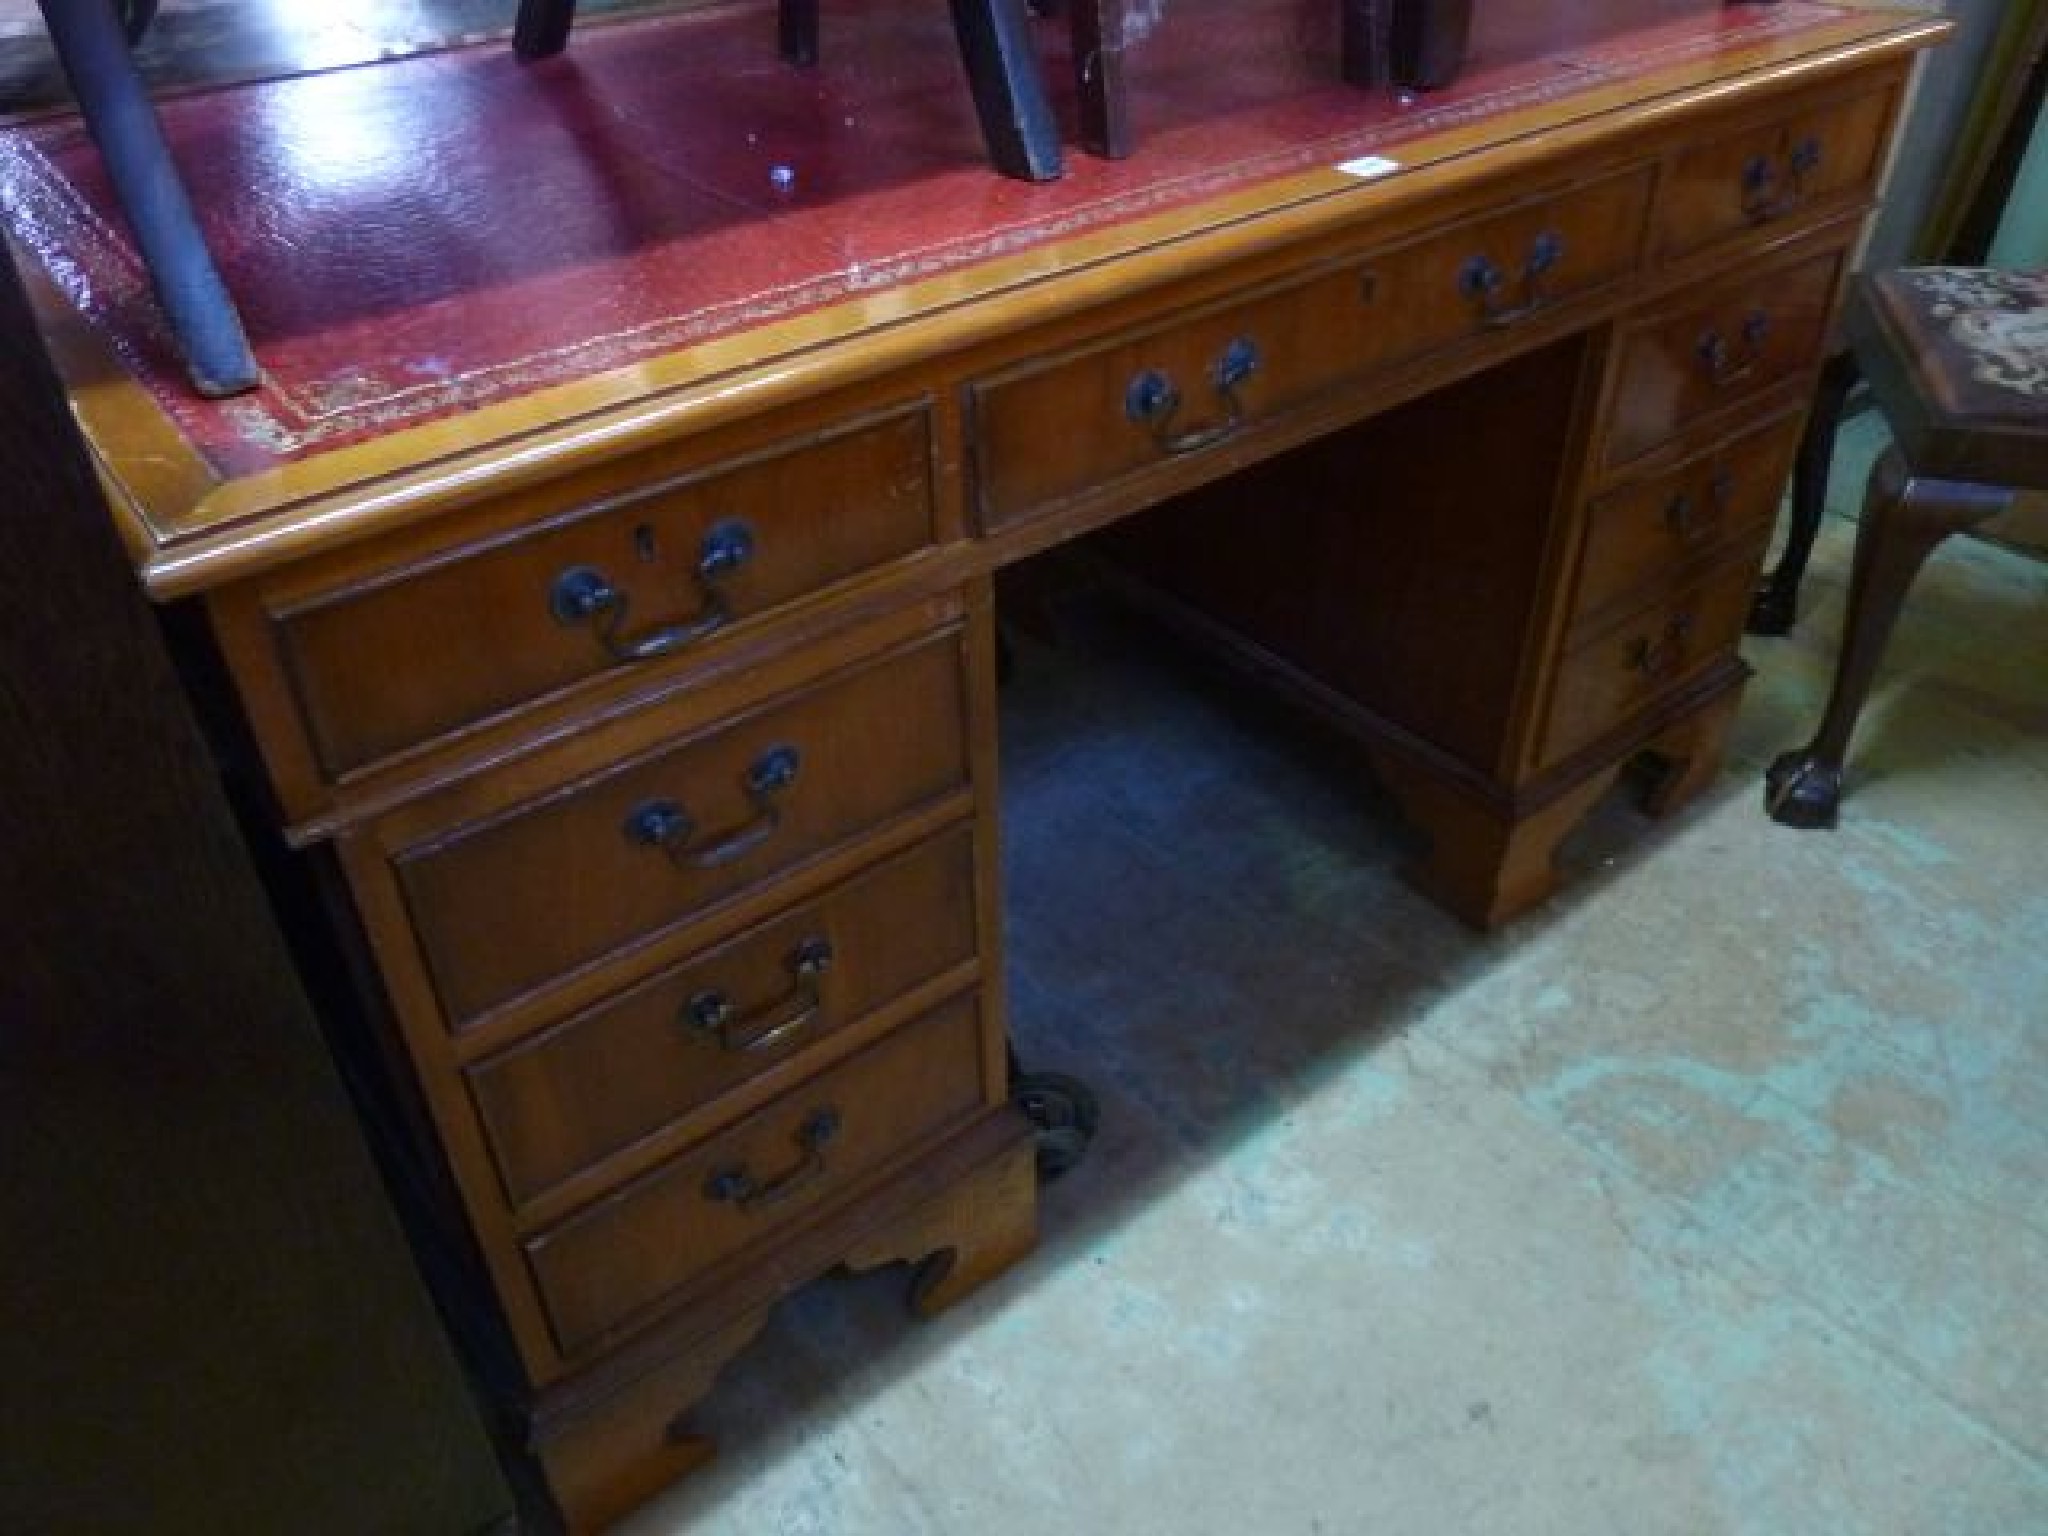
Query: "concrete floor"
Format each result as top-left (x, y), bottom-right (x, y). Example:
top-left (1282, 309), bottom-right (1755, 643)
top-left (626, 415), bottom-right (2048, 1535)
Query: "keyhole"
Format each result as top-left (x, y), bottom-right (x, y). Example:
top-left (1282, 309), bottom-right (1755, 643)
top-left (633, 523), bottom-right (659, 563)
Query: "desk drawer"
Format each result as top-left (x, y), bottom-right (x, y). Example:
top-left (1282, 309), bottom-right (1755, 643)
top-left (971, 167), bottom-right (1650, 531)
top-left (1602, 249), bottom-right (1839, 469)
top-left (268, 408), bottom-right (935, 782)
top-left (1541, 556), bottom-right (1757, 768)
top-left (467, 825), bottom-right (980, 1210)
top-left (1657, 84), bottom-right (1895, 262)
top-left (525, 994), bottom-right (986, 1357)
top-left (395, 630), bottom-right (970, 1030)
top-left (1569, 407), bottom-right (1804, 636)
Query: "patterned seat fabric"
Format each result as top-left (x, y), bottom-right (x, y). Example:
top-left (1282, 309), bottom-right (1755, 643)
top-left (1880, 267), bottom-right (2048, 421)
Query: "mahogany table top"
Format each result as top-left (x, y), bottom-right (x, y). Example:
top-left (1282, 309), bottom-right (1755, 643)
top-left (0, 0), bottom-right (1935, 593)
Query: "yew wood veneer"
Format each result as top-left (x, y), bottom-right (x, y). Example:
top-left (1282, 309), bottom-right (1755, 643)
top-left (6, 2), bottom-right (1946, 1528)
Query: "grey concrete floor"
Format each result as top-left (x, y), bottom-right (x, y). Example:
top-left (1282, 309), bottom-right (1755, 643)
top-left (627, 415), bottom-right (2048, 1535)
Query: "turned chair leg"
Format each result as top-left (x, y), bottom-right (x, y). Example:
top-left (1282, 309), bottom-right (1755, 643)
top-left (1068, 0), bottom-right (1132, 158)
top-left (1751, 349), bottom-right (1860, 636)
top-left (528, 0), bottom-right (1063, 182)
top-left (1764, 445), bottom-right (2012, 828)
top-left (1339, 0), bottom-right (1381, 86)
top-left (778, 0), bottom-right (821, 65)
top-left (514, 0), bottom-right (578, 58)
top-left (35, 0), bottom-right (258, 398)
top-left (947, 0), bottom-right (1065, 181)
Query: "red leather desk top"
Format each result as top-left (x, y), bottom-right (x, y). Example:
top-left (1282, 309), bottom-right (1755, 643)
top-left (2, 0), bottom-right (1846, 479)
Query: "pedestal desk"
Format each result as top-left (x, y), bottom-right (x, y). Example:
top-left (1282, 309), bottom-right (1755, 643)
top-left (4, 1), bottom-right (1941, 1526)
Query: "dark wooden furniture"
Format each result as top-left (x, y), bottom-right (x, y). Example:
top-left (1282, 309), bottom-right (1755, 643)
top-left (5, 4), bottom-right (1944, 1527)
top-left (1766, 267), bottom-right (2048, 828)
top-left (511, 0), bottom-right (1111, 179)
top-left (0, 231), bottom-right (510, 1536)
top-left (30, 0), bottom-right (257, 396)
top-left (1749, 0), bottom-right (2047, 636)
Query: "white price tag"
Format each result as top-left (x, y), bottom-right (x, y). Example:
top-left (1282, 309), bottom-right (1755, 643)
top-left (1335, 155), bottom-right (1402, 180)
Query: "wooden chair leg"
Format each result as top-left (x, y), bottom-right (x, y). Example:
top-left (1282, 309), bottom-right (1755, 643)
top-left (1751, 348), bottom-right (1860, 636)
top-left (35, 0), bottom-right (258, 398)
top-left (514, 0), bottom-right (578, 58)
top-left (1068, 0), bottom-right (1132, 158)
top-left (1764, 445), bottom-right (2012, 828)
top-left (1339, 0), bottom-right (1386, 86)
top-left (778, 0), bottom-right (821, 66)
top-left (117, 0), bottom-right (156, 45)
top-left (947, 0), bottom-right (1065, 181)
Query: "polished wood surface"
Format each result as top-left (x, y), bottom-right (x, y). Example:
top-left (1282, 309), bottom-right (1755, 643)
top-left (7, 1), bottom-right (1937, 595)
top-left (2, 5), bottom-right (1947, 1528)
top-left (1569, 405), bottom-right (1804, 636)
top-left (1600, 243), bottom-right (1845, 468)
top-left (1652, 73), bottom-right (1899, 261)
top-left (468, 823), bottom-right (979, 1212)
top-left (392, 623), bottom-right (970, 1027)
top-left (971, 162), bottom-right (1651, 531)
top-left (270, 403), bottom-right (937, 786)
top-left (527, 992), bottom-right (988, 1354)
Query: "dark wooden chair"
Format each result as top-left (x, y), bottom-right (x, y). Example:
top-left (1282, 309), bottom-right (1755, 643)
top-left (1751, 1), bottom-right (2047, 637)
top-left (514, 0), bottom-right (1132, 180)
top-left (1764, 267), bottom-right (2048, 828)
top-left (33, 0), bottom-right (259, 396)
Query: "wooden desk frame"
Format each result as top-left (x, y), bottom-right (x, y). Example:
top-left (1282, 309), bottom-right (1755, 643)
top-left (14, 9), bottom-right (1946, 1528)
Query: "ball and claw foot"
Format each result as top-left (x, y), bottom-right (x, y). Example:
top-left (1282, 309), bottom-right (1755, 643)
top-left (1764, 748), bottom-right (1842, 829)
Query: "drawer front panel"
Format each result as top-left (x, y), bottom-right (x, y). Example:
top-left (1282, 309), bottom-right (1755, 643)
top-left (467, 825), bottom-right (980, 1209)
top-left (1603, 250), bottom-right (1839, 468)
top-left (972, 168), bottom-right (1650, 531)
top-left (276, 409), bottom-right (935, 780)
top-left (396, 631), bottom-right (970, 1029)
top-left (1657, 86), bottom-right (1894, 261)
top-left (1570, 407), bottom-right (1804, 634)
top-left (525, 995), bottom-right (986, 1356)
top-left (1542, 557), bottom-right (1758, 768)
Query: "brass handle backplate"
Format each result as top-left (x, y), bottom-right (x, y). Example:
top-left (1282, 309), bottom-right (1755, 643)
top-left (1741, 135), bottom-right (1823, 223)
top-left (1696, 309), bottom-right (1772, 388)
top-left (685, 936), bottom-right (835, 1054)
top-left (1458, 228), bottom-right (1564, 329)
top-left (1627, 614), bottom-right (1696, 680)
top-left (703, 1107), bottom-right (840, 1211)
top-left (549, 517), bottom-right (756, 663)
top-left (1125, 336), bottom-right (1261, 456)
top-left (624, 743), bottom-right (801, 871)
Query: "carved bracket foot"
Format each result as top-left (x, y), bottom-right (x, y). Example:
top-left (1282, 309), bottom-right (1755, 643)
top-left (532, 1309), bottom-right (770, 1534)
top-left (841, 1124), bottom-right (1038, 1318)
top-left (1369, 749), bottom-right (1615, 929)
top-left (1635, 688), bottom-right (1741, 819)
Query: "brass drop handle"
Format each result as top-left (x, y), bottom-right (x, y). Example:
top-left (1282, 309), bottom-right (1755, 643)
top-left (1627, 614), bottom-right (1695, 679)
top-left (549, 517), bottom-right (756, 663)
top-left (1741, 135), bottom-right (1823, 223)
top-left (1696, 309), bottom-right (1772, 387)
top-left (1458, 229), bottom-right (1564, 329)
top-left (1125, 336), bottom-right (1261, 456)
top-left (703, 1108), bottom-right (840, 1211)
top-left (685, 937), bottom-right (834, 1054)
top-left (1664, 466), bottom-right (1733, 539)
top-left (624, 744), bottom-right (800, 871)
